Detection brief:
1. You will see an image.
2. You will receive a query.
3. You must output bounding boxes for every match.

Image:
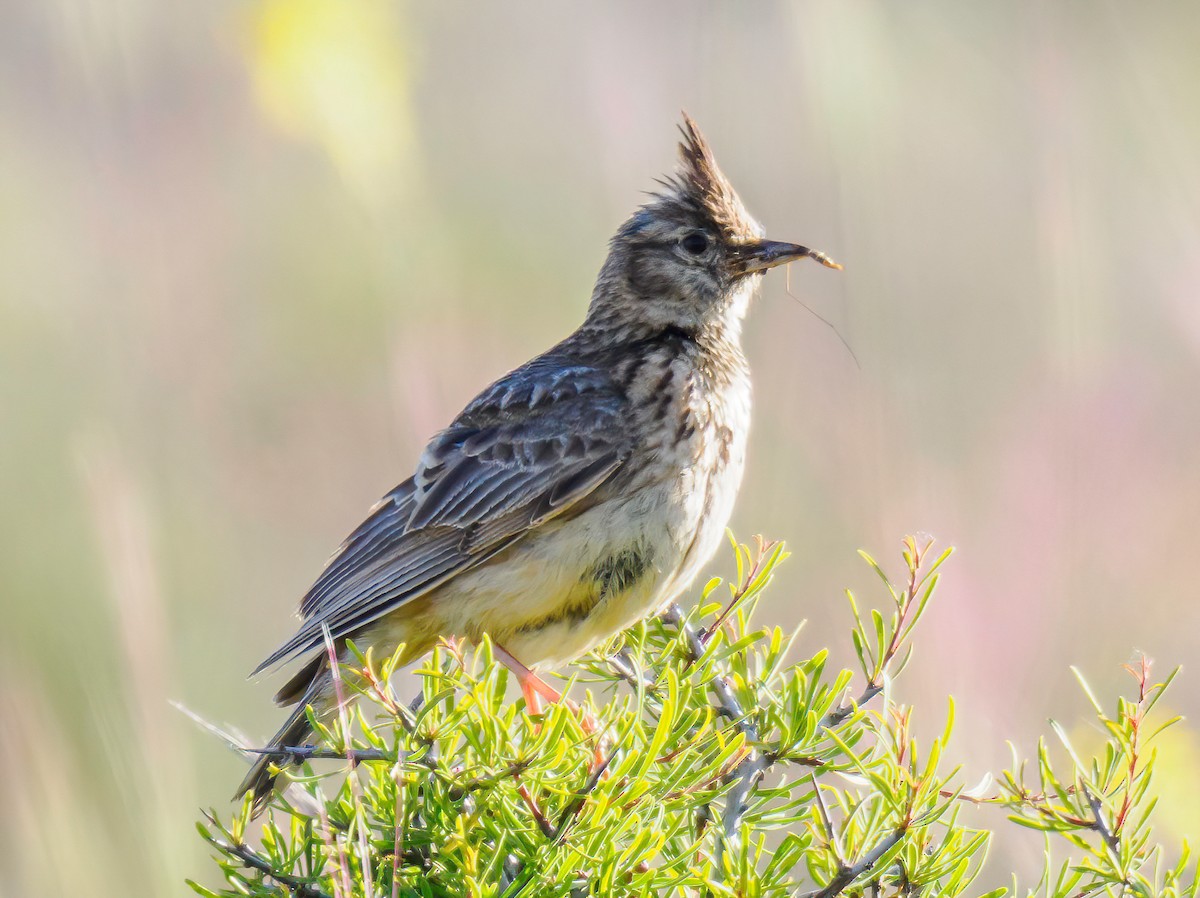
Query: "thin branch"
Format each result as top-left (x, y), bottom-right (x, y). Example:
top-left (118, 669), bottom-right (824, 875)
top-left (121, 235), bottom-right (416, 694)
top-left (663, 603), bottom-right (765, 857)
top-left (516, 782), bottom-right (556, 840)
top-left (391, 756), bottom-right (405, 898)
top-left (703, 537), bottom-right (780, 642)
top-left (203, 813), bottom-right (333, 898)
top-left (721, 752), bottom-right (770, 844)
top-left (550, 751), bottom-right (616, 842)
top-left (1083, 785), bottom-right (1121, 859)
top-left (810, 773), bottom-right (846, 867)
top-left (769, 751), bottom-right (826, 768)
top-left (798, 829), bottom-right (906, 898)
top-left (315, 783), bottom-right (352, 898)
top-left (244, 745), bottom-right (392, 763)
top-left (823, 545), bottom-right (937, 728)
top-left (661, 745), bottom-right (752, 802)
top-left (446, 759), bottom-right (534, 800)
top-left (606, 648), bottom-right (659, 695)
top-left (360, 664), bottom-right (417, 732)
top-left (821, 683), bottom-right (884, 728)
top-left (664, 604), bottom-right (754, 734)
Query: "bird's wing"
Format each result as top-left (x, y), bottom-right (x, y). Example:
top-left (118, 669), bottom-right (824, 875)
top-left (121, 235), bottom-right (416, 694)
top-left (251, 361), bottom-right (630, 675)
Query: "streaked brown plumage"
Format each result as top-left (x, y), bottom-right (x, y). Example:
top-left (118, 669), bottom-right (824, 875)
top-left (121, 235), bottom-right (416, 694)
top-left (236, 115), bottom-right (841, 813)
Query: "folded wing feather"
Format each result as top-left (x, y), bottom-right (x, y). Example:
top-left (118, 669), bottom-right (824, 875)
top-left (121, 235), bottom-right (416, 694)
top-left (251, 360), bottom-right (630, 675)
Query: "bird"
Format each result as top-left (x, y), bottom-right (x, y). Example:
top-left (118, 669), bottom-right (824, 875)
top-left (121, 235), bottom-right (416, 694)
top-left (236, 114), bottom-right (841, 813)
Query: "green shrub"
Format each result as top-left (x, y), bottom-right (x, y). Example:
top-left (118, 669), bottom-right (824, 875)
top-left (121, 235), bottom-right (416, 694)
top-left (192, 536), bottom-right (1197, 897)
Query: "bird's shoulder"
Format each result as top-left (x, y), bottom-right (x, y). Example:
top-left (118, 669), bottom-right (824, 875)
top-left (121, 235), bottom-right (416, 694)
top-left (406, 347), bottom-right (633, 531)
top-left (458, 351), bottom-right (626, 427)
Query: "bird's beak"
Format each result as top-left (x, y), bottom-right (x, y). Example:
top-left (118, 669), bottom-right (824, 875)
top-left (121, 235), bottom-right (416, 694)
top-left (738, 240), bottom-right (843, 274)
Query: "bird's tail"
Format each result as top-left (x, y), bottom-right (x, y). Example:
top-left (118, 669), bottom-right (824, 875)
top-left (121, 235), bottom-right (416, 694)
top-left (234, 654), bottom-right (335, 816)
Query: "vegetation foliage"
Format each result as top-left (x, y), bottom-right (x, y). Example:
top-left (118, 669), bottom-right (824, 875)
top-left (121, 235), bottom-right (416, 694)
top-left (193, 536), bottom-right (1197, 897)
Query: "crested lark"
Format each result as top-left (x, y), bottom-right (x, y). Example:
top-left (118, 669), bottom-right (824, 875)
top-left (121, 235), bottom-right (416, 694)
top-left (237, 115), bottom-right (841, 811)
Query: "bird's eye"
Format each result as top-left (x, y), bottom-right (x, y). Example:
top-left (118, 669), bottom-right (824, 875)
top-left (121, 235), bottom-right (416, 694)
top-left (680, 232), bottom-right (709, 255)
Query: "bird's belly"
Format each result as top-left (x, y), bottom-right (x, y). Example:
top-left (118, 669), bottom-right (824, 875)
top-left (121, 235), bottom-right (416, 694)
top-left (493, 572), bottom-right (661, 668)
top-left (436, 481), bottom-right (702, 668)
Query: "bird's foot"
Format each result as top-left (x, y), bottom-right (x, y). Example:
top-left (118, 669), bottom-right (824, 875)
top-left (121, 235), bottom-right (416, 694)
top-left (494, 643), bottom-right (605, 765)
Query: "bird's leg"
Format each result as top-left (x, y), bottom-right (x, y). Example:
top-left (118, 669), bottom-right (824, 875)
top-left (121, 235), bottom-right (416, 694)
top-left (522, 682), bottom-right (546, 717)
top-left (492, 643), bottom-right (598, 736)
top-left (492, 642), bottom-right (608, 774)
top-left (517, 667), bottom-right (549, 717)
top-left (492, 642), bottom-right (564, 706)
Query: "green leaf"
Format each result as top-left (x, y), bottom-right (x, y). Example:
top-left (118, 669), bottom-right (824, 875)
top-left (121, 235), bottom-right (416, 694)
top-left (184, 880), bottom-right (222, 897)
top-left (188, 535), bottom-right (1195, 898)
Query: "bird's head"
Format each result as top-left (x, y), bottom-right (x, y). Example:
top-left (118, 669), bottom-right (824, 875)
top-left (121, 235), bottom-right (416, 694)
top-left (590, 114), bottom-right (840, 340)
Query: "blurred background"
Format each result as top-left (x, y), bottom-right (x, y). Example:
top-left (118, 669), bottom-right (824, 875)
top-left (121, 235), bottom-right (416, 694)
top-left (2, 1), bottom-right (1199, 893)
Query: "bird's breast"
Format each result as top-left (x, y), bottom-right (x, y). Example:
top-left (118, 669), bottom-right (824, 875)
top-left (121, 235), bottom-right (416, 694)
top-left (634, 345), bottom-right (752, 604)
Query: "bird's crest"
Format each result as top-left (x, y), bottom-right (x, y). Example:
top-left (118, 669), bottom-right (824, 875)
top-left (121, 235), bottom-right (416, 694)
top-left (659, 113), bottom-right (763, 241)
